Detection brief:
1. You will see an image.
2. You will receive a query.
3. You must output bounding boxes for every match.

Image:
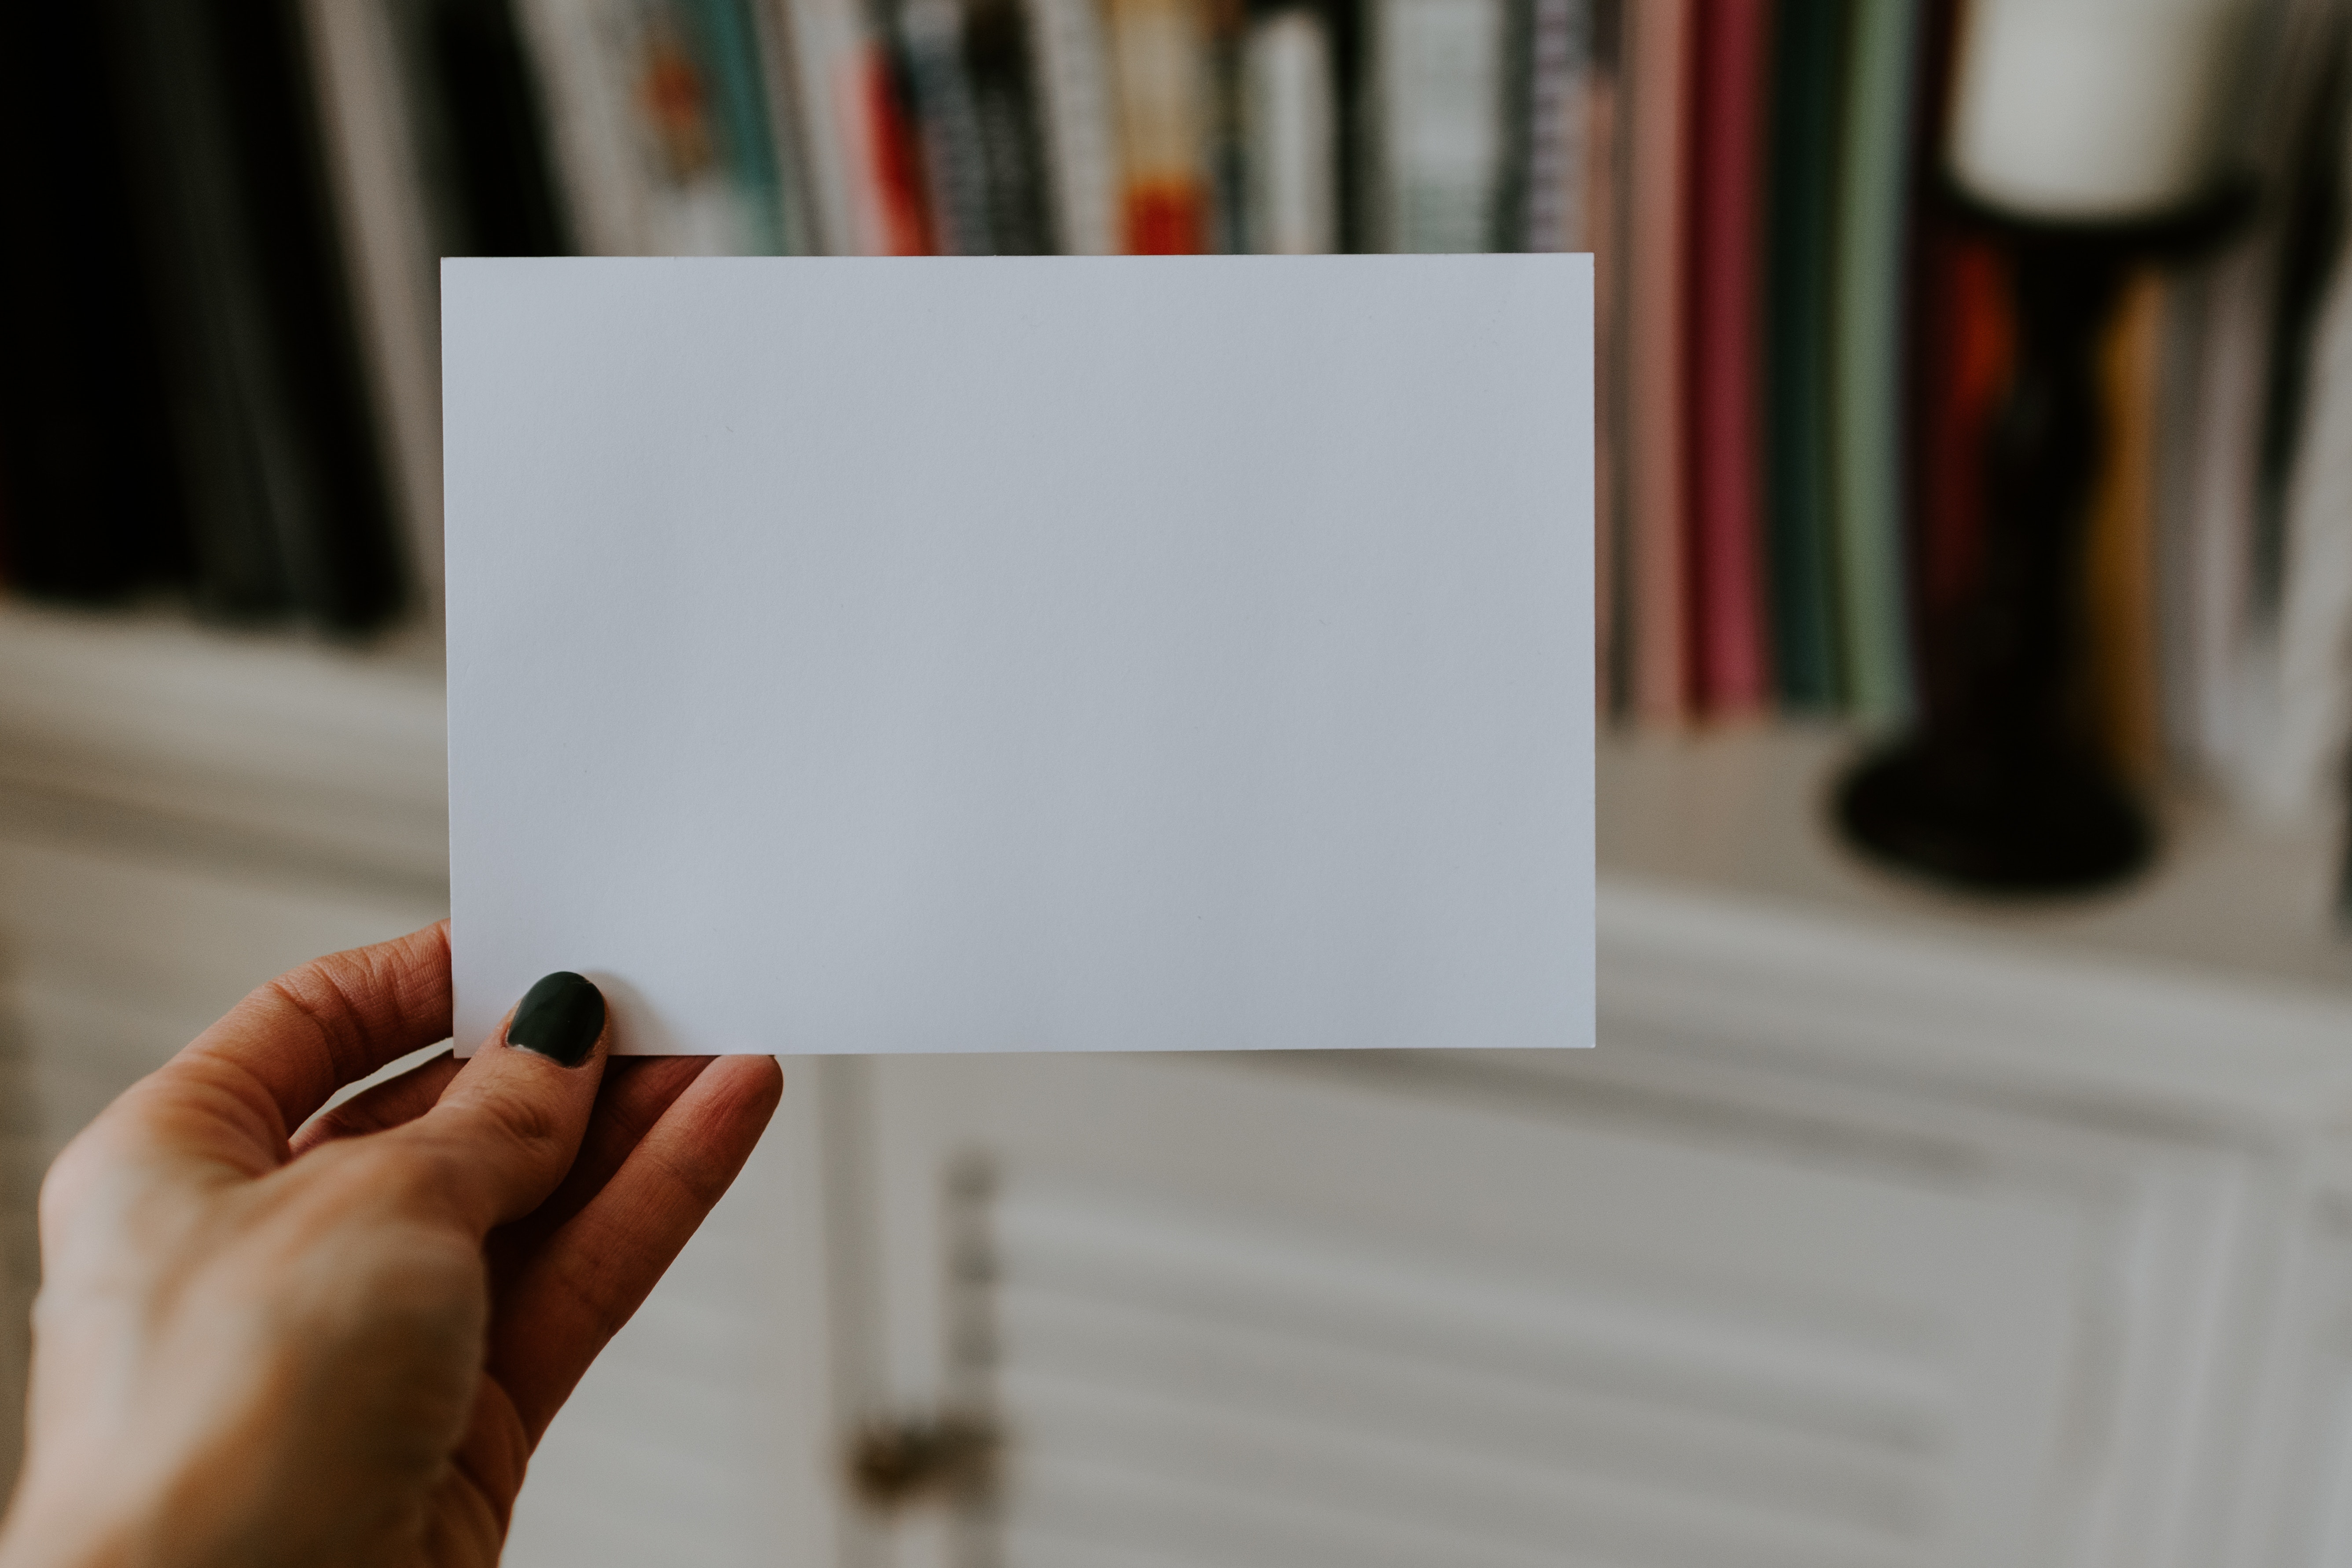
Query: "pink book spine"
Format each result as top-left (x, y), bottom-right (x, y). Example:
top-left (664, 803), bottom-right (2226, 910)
top-left (1687, 0), bottom-right (1773, 714)
top-left (1625, 0), bottom-right (1693, 725)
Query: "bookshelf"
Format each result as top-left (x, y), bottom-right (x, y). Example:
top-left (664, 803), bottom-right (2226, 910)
top-left (9, 0), bottom-right (2352, 1553)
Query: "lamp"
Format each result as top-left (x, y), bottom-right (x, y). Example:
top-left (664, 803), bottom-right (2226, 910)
top-left (1836, 0), bottom-right (2259, 892)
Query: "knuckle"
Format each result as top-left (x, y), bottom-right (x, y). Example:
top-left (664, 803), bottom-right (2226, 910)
top-left (254, 956), bottom-right (372, 1065)
top-left (394, 1083), bottom-right (577, 1211)
top-left (467, 1082), bottom-right (569, 1159)
top-left (642, 1137), bottom-right (731, 1215)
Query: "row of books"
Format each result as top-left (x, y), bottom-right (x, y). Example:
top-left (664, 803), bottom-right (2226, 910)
top-left (1616, 0), bottom-right (2352, 834)
top-left (7, 0), bottom-right (2352, 833)
top-left (0, 1), bottom-right (409, 631)
top-left (0, 0), bottom-right (1606, 634)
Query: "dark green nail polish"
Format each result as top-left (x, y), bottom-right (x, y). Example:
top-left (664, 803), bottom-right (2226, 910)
top-left (508, 972), bottom-right (606, 1066)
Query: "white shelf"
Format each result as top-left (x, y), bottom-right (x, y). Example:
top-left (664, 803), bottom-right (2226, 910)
top-left (1, 602), bottom-right (2344, 1005)
top-left (0, 602), bottom-right (446, 891)
top-left (1600, 723), bottom-right (2352, 1004)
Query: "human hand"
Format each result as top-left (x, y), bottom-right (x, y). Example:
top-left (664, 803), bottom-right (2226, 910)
top-left (0, 921), bottom-right (782, 1568)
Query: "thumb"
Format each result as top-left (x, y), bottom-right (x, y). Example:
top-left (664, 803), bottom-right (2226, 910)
top-left (395, 972), bottom-right (613, 1237)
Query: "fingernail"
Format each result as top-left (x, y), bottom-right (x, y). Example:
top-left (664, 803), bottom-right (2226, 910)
top-left (507, 972), bottom-right (606, 1067)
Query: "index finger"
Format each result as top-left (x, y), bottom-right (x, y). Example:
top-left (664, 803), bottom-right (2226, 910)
top-left (163, 922), bottom-right (455, 1154)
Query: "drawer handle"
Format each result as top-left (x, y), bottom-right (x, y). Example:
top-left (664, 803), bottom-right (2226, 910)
top-left (846, 1412), bottom-right (1000, 1513)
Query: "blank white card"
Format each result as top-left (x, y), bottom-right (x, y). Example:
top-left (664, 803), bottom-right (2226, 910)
top-left (445, 256), bottom-right (1593, 1054)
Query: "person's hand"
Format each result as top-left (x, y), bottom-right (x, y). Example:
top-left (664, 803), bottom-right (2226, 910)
top-left (0, 921), bottom-right (782, 1568)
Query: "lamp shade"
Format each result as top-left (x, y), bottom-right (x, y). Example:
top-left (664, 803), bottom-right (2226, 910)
top-left (1947, 0), bottom-right (2255, 221)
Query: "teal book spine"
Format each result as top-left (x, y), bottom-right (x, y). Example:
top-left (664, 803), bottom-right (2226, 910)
top-left (683, 0), bottom-right (798, 253)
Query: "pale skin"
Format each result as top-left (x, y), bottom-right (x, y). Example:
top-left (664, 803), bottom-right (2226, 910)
top-left (0, 921), bottom-right (783, 1568)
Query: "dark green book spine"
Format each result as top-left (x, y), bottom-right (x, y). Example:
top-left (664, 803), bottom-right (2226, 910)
top-left (1761, 0), bottom-right (1842, 709)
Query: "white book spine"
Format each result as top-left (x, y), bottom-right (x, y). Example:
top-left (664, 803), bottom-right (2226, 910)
top-left (1107, 0), bottom-right (1212, 251)
top-left (513, 0), bottom-right (652, 253)
top-left (2175, 0), bottom-right (2346, 795)
top-left (2249, 75), bottom-right (2352, 822)
top-left (746, 0), bottom-right (820, 253)
top-left (1370, 0), bottom-right (1509, 253)
top-left (297, 0), bottom-right (445, 614)
top-left (2264, 248), bottom-right (2352, 818)
top-left (765, 0), bottom-right (858, 252)
top-left (1025, 0), bottom-right (1123, 253)
top-left (2174, 248), bottom-right (2267, 781)
top-left (1242, 8), bottom-right (1336, 254)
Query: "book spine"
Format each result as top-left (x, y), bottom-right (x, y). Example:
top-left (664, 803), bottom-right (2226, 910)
top-left (1205, 0), bottom-right (1250, 251)
top-left (113, 0), bottom-right (305, 619)
top-left (744, 0), bottom-right (823, 252)
top-left (2167, 0), bottom-right (2344, 786)
top-left (2256, 138), bottom-right (2352, 818)
top-left (681, 0), bottom-right (798, 253)
top-left (770, 0), bottom-right (930, 250)
top-left (1023, 0), bottom-right (1124, 252)
top-left (1108, 0), bottom-right (1213, 251)
top-left (1827, 0), bottom-right (1920, 723)
top-left (1685, 0), bottom-right (1772, 716)
top-left (635, 4), bottom-right (766, 254)
top-left (900, 0), bottom-right (998, 252)
top-left (1242, 6), bottom-right (1340, 252)
top-left (966, 0), bottom-right (1057, 253)
top-left (512, 0), bottom-right (651, 253)
top-left (228, 0), bottom-right (408, 628)
top-left (1588, 9), bottom-right (1620, 712)
top-left (1760, 0), bottom-right (1841, 709)
top-left (768, 0), bottom-right (860, 250)
top-left (300, 0), bottom-right (446, 612)
top-left (401, 0), bottom-right (573, 258)
top-left (1365, 0), bottom-right (1511, 253)
top-left (0, 1), bottom-right (190, 601)
top-left (1621, 0), bottom-right (1691, 723)
top-left (1512, 0), bottom-right (1592, 253)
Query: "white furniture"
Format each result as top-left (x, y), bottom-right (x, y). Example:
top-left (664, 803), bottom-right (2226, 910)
top-left (2, 604), bottom-right (2349, 1566)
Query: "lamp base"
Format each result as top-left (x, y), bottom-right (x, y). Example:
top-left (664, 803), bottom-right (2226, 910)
top-left (1836, 740), bottom-right (2152, 894)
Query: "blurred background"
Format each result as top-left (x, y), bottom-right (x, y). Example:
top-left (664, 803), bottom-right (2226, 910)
top-left (4, 0), bottom-right (2352, 1563)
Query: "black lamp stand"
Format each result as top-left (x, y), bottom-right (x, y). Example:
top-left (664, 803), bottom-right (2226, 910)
top-left (1836, 184), bottom-right (2251, 894)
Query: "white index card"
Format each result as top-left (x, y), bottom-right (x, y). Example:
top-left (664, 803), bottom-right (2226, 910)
top-left (445, 255), bottom-right (1593, 1055)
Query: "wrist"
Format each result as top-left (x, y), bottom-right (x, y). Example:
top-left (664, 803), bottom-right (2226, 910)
top-left (0, 1494), bottom-right (136, 1568)
top-left (0, 1451), bottom-right (206, 1568)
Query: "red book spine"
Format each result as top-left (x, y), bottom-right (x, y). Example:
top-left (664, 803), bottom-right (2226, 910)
top-left (1685, 0), bottom-right (1773, 716)
top-left (858, 50), bottom-right (933, 256)
top-left (1125, 183), bottom-right (1207, 253)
